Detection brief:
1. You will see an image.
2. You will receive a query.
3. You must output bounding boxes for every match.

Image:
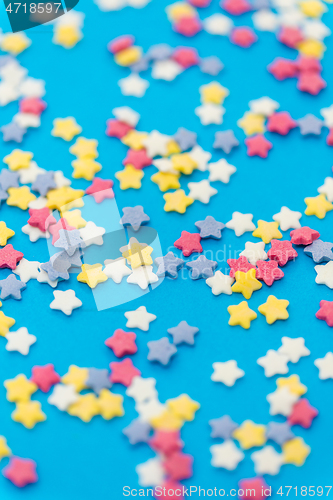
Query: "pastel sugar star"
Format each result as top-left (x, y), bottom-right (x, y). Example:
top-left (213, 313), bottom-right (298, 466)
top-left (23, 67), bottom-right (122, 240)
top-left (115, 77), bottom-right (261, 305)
top-left (225, 212), bottom-right (256, 236)
top-left (7, 187), bottom-right (36, 210)
top-left (124, 306), bottom-right (156, 331)
top-left (257, 349), bottom-right (289, 377)
top-left (0, 310), bottom-right (15, 337)
top-left (163, 189), bottom-right (194, 214)
top-left (85, 177), bottom-right (114, 203)
top-left (258, 295), bottom-right (289, 324)
top-left (51, 117), bottom-right (82, 141)
top-left (0, 221), bottom-right (16, 245)
top-left (315, 261), bottom-right (333, 288)
top-left (316, 300), bottom-right (333, 326)
top-left (119, 73), bottom-right (149, 97)
top-left (6, 327), bottom-right (36, 355)
top-left (210, 441), bottom-right (244, 470)
top-left (228, 301), bottom-right (257, 329)
top-left (314, 352), bottom-right (333, 379)
top-left (4, 374), bottom-right (37, 402)
top-left (126, 377), bottom-right (157, 404)
top-left (0, 436), bottom-right (11, 460)
top-left (167, 321), bottom-right (199, 345)
top-left (50, 290), bottom-right (82, 315)
top-left (61, 365), bottom-right (88, 392)
top-left (116, 165), bottom-right (144, 190)
top-left (48, 384), bottom-right (79, 411)
top-left (318, 177), bottom-right (333, 202)
top-left (233, 421), bottom-right (266, 450)
top-left (278, 337), bottom-right (310, 363)
top-left (245, 134), bottom-right (273, 158)
top-left (267, 387), bottom-right (299, 416)
top-left (151, 172), bottom-right (180, 192)
top-left (304, 194), bottom-right (333, 219)
top-left (72, 159), bottom-right (102, 181)
top-left (3, 457), bottom-right (37, 487)
top-left (12, 401), bottom-right (46, 429)
top-left (206, 271), bottom-right (234, 295)
top-left (211, 360), bottom-right (244, 387)
top-left (77, 264), bottom-right (108, 288)
top-left (98, 390), bottom-right (124, 420)
top-left (53, 25), bottom-right (83, 49)
top-left (277, 375), bottom-right (307, 396)
top-left (282, 437), bottom-right (310, 466)
top-left (240, 241), bottom-right (267, 265)
top-left (253, 220), bottom-right (282, 244)
top-left (127, 266), bottom-right (158, 289)
top-left (69, 137), bottom-right (98, 159)
top-left (251, 446), bottom-right (283, 476)
top-left (200, 82), bottom-right (229, 105)
top-left (187, 180), bottom-right (217, 204)
top-left (273, 206), bottom-right (302, 231)
top-left (249, 97), bottom-right (279, 116)
top-left (195, 104), bottom-right (225, 126)
top-left (232, 269), bottom-right (262, 299)
top-left (68, 394), bottom-right (100, 422)
top-left (208, 159), bottom-right (236, 183)
top-left (0, 33), bottom-right (31, 55)
top-left (237, 112), bottom-right (266, 136)
top-left (166, 394), bottom-right (200, 421)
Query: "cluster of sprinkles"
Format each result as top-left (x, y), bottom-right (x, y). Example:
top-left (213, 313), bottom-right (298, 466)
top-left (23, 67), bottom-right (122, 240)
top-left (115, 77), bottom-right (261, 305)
top-left (0, 0), bottom-right (333, 496)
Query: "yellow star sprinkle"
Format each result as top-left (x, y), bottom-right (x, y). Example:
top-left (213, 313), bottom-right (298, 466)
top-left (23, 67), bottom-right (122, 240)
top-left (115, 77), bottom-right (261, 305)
top-left (115, 46), bottom-right (142, 66)
top-left (0, 222), bottom-right (14, 246)
top-left (0, 437), bottom-right (11, 460)
top-left (61, 365), bottom-right (88, 392)
top-left (46, 186), bottom-right (84, 211)
top-left (171, 153), bottom-right (197, 175)
top-left (165, 139), bottom-right (181, 156)
top-left (276, 375), bottom-right (307, 396)
top-left (252, 220), bottom-right (282, 244)
top-left (297, 39), bottom-right (326, 59)
top-left (62, 209), bottom-right (87, 229)
top-left (305, 194), bottom-right (333, 219)
top-left (53, 25), bottom-right (82, 49)
top-left (282, 437), bottom-right (310, 466)
top-left (0, 311), bottom-right (15, 337)
top-left (200, 82), bottom-right (229, 105)
top-left (237, 112), bottom-right (266, 136)
top-left (61, 197), bottom-right (85, 212)
top-left (121, 130), bottom-right (148, 150)
top-left (167, 394), bottom-right (200, 421)
top-left (52, 117), bottom-right (82, 141)
top-left (12, 401), bottom-right (46, 429)
top-left (3, 150), bottom-right (33, 171)
top-left (115, 165), bottom-right (144, 190)
top-left (4, 375), bottom-right (38, 403)
top-left (0, 33), bottom-right (31, 55)
top-left (150, 410), bottom-right (183, 431)
top-left (123, 245), bottom-right (153, 269)
top-left (98, 389), bottom-right (124, 420)
top-left (68, 394), bottom-right (100, 422)
top-left (299, 0), bottom-right (327, 17)
top-left (228, 301), bottom-right (257, 329)
top-left (7, 187), bottom-right (36, 210)
top-left (232, 269), bottom-right (262, 299)
top-left (77, 263), bottom-right (108, 288)
top-left (233, 420), bottom-right (266, 449)
top-left (166, 2), bottom-right (196, 22)
top-left (151, 172), bottom-right (181, 192)
top-left (72, 158), bottom-right (102, 181)
top-left (258, 295), bottom-right (289, 324)
top-left (69, 137), bottom-right (98, 159)
top-left (163, 189), bottom-right (194, 214)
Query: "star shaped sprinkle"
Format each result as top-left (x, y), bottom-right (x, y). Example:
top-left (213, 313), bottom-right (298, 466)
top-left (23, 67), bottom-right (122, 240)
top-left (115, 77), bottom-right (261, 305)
top-left (77, 263), bottom-right (108, 288)
top-left (316, 261), bottom-right (333, 288)
top-left (318, 177), bottom-right (333, 202)
top-left (103, 258), bottom-right (131, 283)
top-left (304, 194), bottom-right (333, 219)
top-left (253, 220), bottom-right (282, 244)
top-left (266, 422), bottom-right (294, 446)
top-left (12, 401), bottom-right (46, 428)
top-left (105, 329), bottom-right (137, 357)
top-left (3, 457), bottom-right (38, 487)
top-left (50, 290), bottom-right (82, 315)
top-left (228, 301), bottom-right (257, 329)
top-left (188, 179), bottom-right (217, 204)
top-left (136, 457), bottom-right (165, 487)
top-left (173, 127), bottom-right (197, 151)
top-left (199, 56), bottom-right (224, 76)
top-left (316, 300), bottom-right (333, 327)
top-left (290, 226), bottom-right (320, 245)
top-left (163, 189), bottom-right (194, 214)
top-left (116, 165), bottom-right (144, 190)
top-left (0, 244), bottom-right (23, 270)
top-left (257, 349), bottom-right (289, 377)
top-left (225, 212), bottom-right (256, 236)
top-left (232, 269), bottom-right (262, 299)
top-left (277, 374), bottom-right (307, 396)
top-left (282, 437), bottom-right (310, 466)
top-left (123, 149), bottom-right (152, 170)
top-left (267, 239), bottom-right (298, 266)
top-left (167, 321), bottom-right (199, 345)
top-left (4, 374), bottom-right (37, 402)
top-left (48, 384), bottom-right (79, 411)
top-left (0, 169), bottom-right (19, 191)
top-left (0, 436), bottom-right (11, 459)
top-left (209, 415), bottom-right (238, 439)
top-left (238, 112), bottom-right (265, 136)
top-left (71, 158), bottom-right (102, 181)
top-left (200, 81), bottom-right (229, 105)
top-left (79, 221), bottom-right (105, 247)
top-left (126, 377), bottom-right (157, 404)
top-left (85, 177), bottom-right (114, 203)
top-left (31, 364), bottom-right (60, 392)
top-left (249, 96), bottom-right (279, 116)
top-left (213, 130), bottom-right (239, 154)
top-left (32, 171), bottom-right (56, 196)
top-left (195, 104), bottom-right (225, 126)
top-left (278, 336), bottom-right (310, 363)
top-left (127, 266), bottom-right (158, 289)
top-left (238, 477), bottom-right (269, 500)
top-left (149, 430), bottom-right (183, 455)
top-left (0, 222), bottom-right (14, 247)
top-left (233, 421), bottom-right (266, 449)
top-left (206, 271), bottom-right (234, 295)
top-left (314, 352), bottom-right (333, 379)
top-left (147, 337), bottom-right (177, 365)
top-left (267, 111), bottom-right (297, 135)
top-left (256, 259), bottom-right (284, 286)
top-left (3, 149), bottom-right (32, 170)
top-left (124, 306), bottom-right (156, 331)
top-left (267, 387), bottom-right (298, 416)
top-left (123, 418), bottom-right (151, 445)
top-left (298, 114), bottom-right (323, 135)
top-left (258, 295), bottom-right (289, 324)
top-left (245, 134), bottom-right (273, 158)
top-left (67, 394), bottom-right (100, 422)
top-left (62, 365), bottom-right (88, 392)
top-left (51, 117), bottom-right (82, 141)
top-left (0, 310), bottom-right (15, 336)
top-left (85, 368), bottom-right (112, 394)
top-left (210, 441), bottom-right (245, 471)
top-left (195, 216), bottom-right (224, 239)
top-left (151, 172), bottom-right (180, 192)
top-left (166, 394), bottom-right (200, 421)
top-left (208, 158), bottom-right (236, 183)
top-left (172, 153), bottom-right (197, 175)
top-left (155, 252), bottom-right (184, 279)
top-left (119, 73), bottom-right (149, 97)
top-left (6, 327), bottom-right (36, 355)
top-left (28, 207), bottom-right (51, 232)
top-left (69, 137), bottom-right (98, 159)
top-left (7, 186), bottom-right (36, 210)
top-left (251, 445), bottom-right (283, 476)
top-left (120, 206), bottom-right (150, 231)
top-left (0, 274), bottom-right (26, 300)
top-left (174, 231), bottom-right (202, 257)
top-left (186, 255), bottom-right (217, 279)
top-left (110, 358), bottom-right (141, 386)
top-left (240, 241), bottom-right (267, 265)
top-left (106, 119), bottom-right (132, 138)
top-left (304, 239), bottom-right (333, 263)
top-left (54, 228), bottom-right (85, 256)
top-left (273, 206), bottom-right (302, 231)
top-left (211, 360), bottom-right (244, 387)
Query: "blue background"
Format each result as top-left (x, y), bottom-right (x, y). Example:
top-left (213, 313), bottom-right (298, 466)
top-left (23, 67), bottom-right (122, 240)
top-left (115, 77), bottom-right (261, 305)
top-left (1, 0), bottom-right (333, 498)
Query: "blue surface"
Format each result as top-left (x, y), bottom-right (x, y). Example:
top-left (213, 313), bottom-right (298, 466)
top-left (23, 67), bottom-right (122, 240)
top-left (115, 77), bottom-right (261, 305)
top-left (1, 0), bottom-right (333, 498)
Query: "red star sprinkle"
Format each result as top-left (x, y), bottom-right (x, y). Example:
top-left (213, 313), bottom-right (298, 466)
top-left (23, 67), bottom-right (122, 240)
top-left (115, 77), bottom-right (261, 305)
top-left (85, 177), bottom-right (114, 203)
top-left (288, 399), bottom-right (318, 428)
top-left (268, 58), bottom-right (298, 80)
top-left (158, 480), bottom-right (184, 500)
top-left (230, 27), bottom-right (257, 48)
top-left (174, 16), bottom-right (202, 37)
top-left (245, 135), bottom-right (273, 158)
top-left (222, 0), bottom-right (251, 15)
top-left (149, 430), bottom-right (184, 456)
top-left (174, 231), bottom-right (202, 257)
top-left (278, 27), bottom-right (304, 48)
top-left (0, 244), bottom-right (23, 270)
top-left (48, 218), bottom-right (76, 244)
top-left (316, 300), bottom-right (333, 327)
top-left (106, 119), bottom-right (133, 139)
top-left (267, 112), bottom-right (297, 135)
top-left (19, 97), bottom-right (47, 115)
top-left (297, 71), bottom-right (326, 95)
top-left (107, 35), bottom-right (134, 54)
top-left (238, 477), bottom-right (270, 500)
top-left (296, 57), bottom-right (322, 73)
top-left (172, 47), bottom-right (199, 68)
top-left (189, 0), bottom-right (211, 6)
top-left (123, 149), bottom-right (152, 170)
top-left (256, 260), bottom-right (284, 286)
top-left (227, 256), bottom-right (256, 278)
top-left (327, 129), bottom-right (333, 146)
top-left (290, 226), bottom-right (320, 245)
top-left (3, 457), bottom-right (38, 488)
top-left (105, 329), bottom-right (137, 358)
top-left (28, 207), bottom-right (51, 232)
top-left (163, 452), bottom-right (193, 481)
top-left (109, 358), bottom-right (141, 386)
top-left (267, 240), bottom-right (298, 266)
top-left (30, 364), bottom-right (60, 392)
